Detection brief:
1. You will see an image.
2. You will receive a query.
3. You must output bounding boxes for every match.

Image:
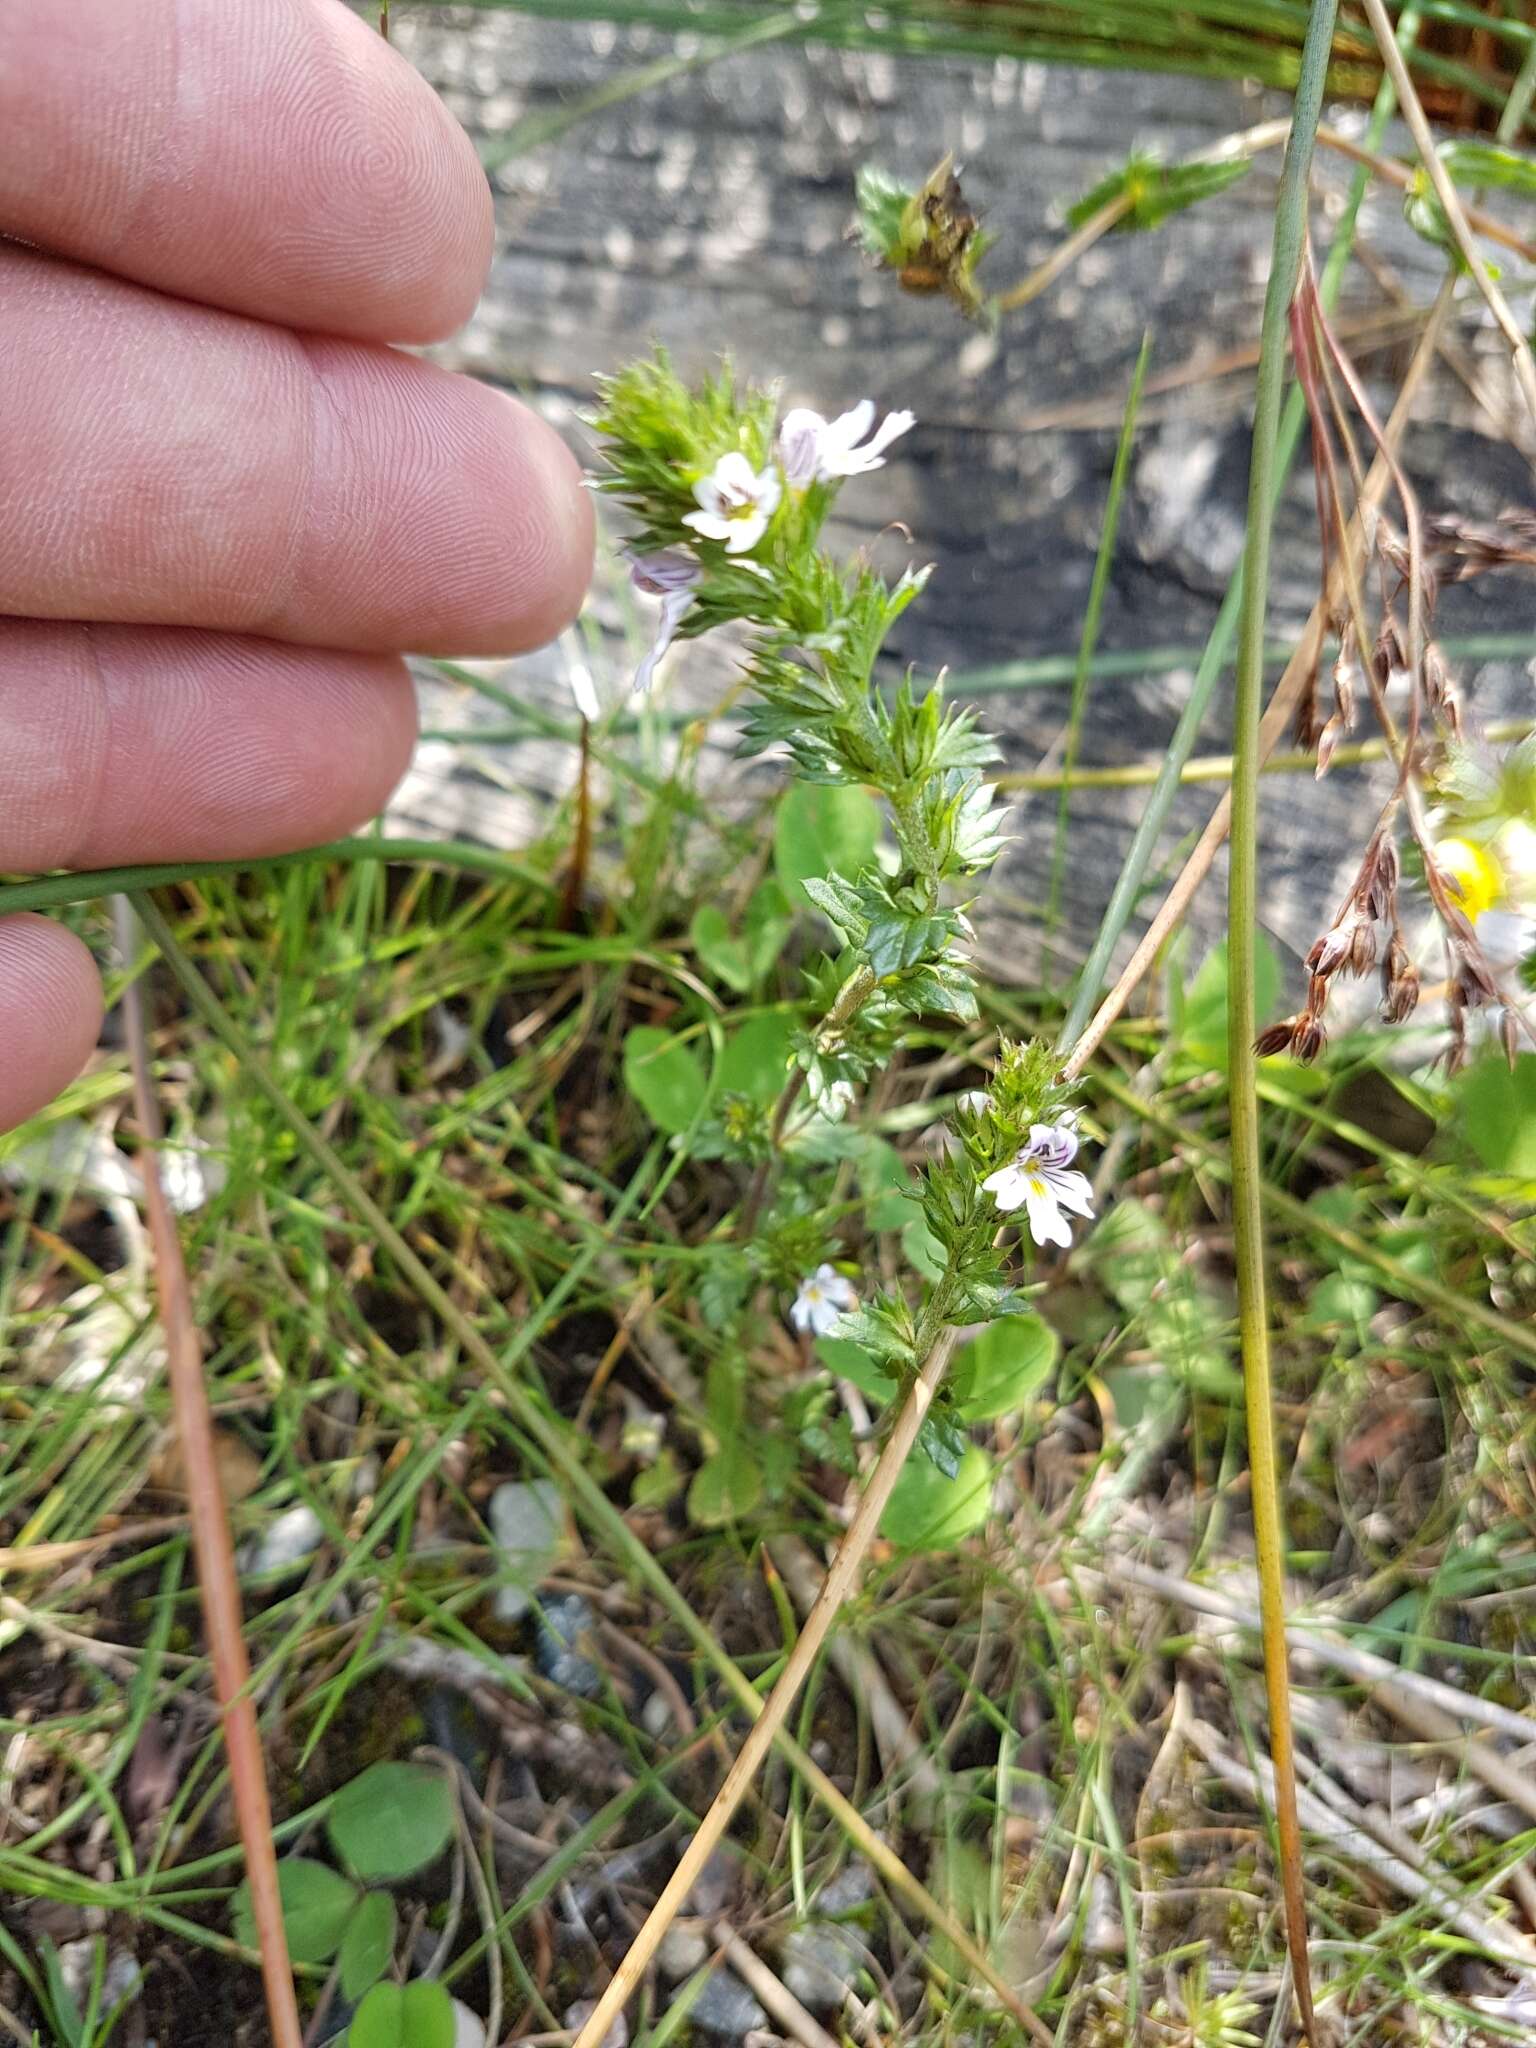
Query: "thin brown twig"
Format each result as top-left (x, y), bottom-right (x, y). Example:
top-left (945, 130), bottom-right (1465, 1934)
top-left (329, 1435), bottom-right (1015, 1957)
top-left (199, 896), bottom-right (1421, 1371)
top-left (992, 189), bottom-right (1133, 315)
top-left (115, 899), bottom-right (302, 2048)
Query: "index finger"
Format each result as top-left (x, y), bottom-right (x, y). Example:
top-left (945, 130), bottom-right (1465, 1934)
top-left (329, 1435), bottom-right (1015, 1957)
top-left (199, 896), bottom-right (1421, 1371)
top-left (0, 0), bottom-right (493, 345)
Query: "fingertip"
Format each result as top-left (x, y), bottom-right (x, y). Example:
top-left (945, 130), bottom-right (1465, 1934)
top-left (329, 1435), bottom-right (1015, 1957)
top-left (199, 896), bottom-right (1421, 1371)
top-left (0, 918), bottom-right (103, 1134)
top-left (453, 388), bottom-right (596, 657)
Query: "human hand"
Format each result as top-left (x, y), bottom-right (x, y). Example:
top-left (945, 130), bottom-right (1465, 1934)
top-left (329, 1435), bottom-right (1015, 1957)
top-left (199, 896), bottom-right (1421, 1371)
top-left (0, 0), bottom-right (594, 1131)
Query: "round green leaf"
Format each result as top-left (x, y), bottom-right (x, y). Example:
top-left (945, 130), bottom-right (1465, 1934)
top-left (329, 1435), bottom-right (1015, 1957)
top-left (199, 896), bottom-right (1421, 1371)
top-left (328, 1763), bottom-right (455, 1884)
top-left (879, 1445), bottom-right (993, 1552)
top-left (717, 1010), bottom-right (795, 1106)
top-left (348, 1979), bottom-right (456, 2048)
top-left (687, 1444), bottom-right (764, 1527)
top-left (231, 1857), bottom-right (359, 1965)
top-left (690, 904), bottom-right (752, 993)
top-left (338, 1890), bottom-right (397, 2001)
top-left (1456, 1053), bottom-right (1536, 1178)
top-left (622, 1026), bottom-right (710, 1135)
top-left (952, 1315), bottom-right (1059, 1422)
top-left (773, 781), bottom-right (881, 913)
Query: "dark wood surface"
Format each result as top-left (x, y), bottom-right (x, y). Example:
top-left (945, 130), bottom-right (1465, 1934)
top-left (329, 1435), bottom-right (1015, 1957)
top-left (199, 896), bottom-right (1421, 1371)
top-left (386, 7), bottom-right (1536, 984)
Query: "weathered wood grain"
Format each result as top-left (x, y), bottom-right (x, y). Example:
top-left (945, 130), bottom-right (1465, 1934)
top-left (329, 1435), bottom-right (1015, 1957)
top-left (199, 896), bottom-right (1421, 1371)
top-left (386, 8), bottom-right (1536, 986)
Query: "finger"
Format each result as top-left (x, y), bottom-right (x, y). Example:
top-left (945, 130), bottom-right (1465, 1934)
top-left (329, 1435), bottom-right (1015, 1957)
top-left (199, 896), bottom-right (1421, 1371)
top-left (0, 919), bottom-right (104, 1135)
top-left (0, 620), bottom-right (419, 872)
top-left (0, 246), bottom-right (594, 658)
top-left (0, 0), bottom-right (492, 345)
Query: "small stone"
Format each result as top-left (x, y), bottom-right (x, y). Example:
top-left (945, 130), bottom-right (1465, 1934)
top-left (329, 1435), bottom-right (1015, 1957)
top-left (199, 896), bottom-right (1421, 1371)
top-left (563, 2000), bottom-right (628, 2048)
top-left (685, 1844), bottom-right (739, 1918)
top-left (451, 2000), bottom-right (488, 2048)
top-left (56, 1939), bottom-right (142, 2014)
top-left (816, 1857), bottom-right (876, 1915)
top-left (780, 1923), bottom-right (864, 2010)
top-left (534, 1592), bottom-right (604, 1698)
top-left (640, 1688), bottom-right (674, 1739)
top-left (689, 1970), bottom-right (766, 2040)
top-left (657, 1922), bottom-right (710, 1981)
top-left (488, 1479), bottom-right (564, 1623)
top-left (242, 1505), bottom-right (324, 1579)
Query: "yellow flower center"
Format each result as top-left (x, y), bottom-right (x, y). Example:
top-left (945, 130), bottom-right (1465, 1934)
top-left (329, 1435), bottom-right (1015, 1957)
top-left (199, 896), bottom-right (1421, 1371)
top-left (1027, 1173), bottom-right (1047, 1197)
top-left (1438, 836), bottom-right (1503, 922)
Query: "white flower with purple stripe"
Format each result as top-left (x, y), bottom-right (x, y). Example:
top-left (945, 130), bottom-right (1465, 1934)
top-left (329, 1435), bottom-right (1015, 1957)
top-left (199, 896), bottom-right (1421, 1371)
top-left (629, 549), bottom-right (701, 695)
top-left (981, 1114), bottom-right (1094, 1249)
top-left (778, 401), bottom-right (915, 488)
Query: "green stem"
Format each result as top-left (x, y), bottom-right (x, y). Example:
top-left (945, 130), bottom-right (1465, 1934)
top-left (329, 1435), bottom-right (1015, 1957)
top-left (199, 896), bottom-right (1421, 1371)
top-left (1056, 14), bottom-right (1416, 1055)
top-left (1228, 2), bottom-right (1339, 2037)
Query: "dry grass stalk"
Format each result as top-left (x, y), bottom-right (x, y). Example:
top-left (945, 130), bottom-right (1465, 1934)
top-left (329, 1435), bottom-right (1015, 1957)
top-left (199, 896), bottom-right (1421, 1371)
top-left (115, 900), bottom-right (303, 2048)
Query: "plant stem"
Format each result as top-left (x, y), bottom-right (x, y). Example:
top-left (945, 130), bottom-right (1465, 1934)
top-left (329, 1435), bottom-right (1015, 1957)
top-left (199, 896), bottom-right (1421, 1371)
top-left (1228, 3), bottom-right (1338, 2036)
top-left (990, 189), bottom-right (1132, 317)
top-left (116, 901), bottom-right (302, 2048)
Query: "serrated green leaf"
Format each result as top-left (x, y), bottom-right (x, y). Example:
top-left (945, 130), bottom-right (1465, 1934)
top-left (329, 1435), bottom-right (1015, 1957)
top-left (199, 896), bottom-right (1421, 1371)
top-left (802, 875), bottom-right (870, 940)
top-left (232, 1859), bottom-right (359, 1965)
top-left (855, 163), bottom-right (915, 261)
top-left (338, 1891), bottom-right (397, 2001)
top-left (622, 1025), bottom-right (710, 1135)
top-left (917, 1409), bottom-right (969, 1479)
top-left (1068, 150), bottom-right (1251, 232)
top-left (952, 1315), bottom-right (1059, 1422)
top-left (328, 1763), bottom-right (455, 1884)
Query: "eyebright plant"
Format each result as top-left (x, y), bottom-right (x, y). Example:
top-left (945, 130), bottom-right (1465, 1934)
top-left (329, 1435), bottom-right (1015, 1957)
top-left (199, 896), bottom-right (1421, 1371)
top-left (592, 352), bottom-right (1093, 1489)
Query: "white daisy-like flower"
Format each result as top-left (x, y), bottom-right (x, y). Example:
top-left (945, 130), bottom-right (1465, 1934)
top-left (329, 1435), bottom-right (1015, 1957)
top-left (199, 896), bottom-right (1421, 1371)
top-left (982, 1116), bottom-right (1095, 1249)
top-left (681, 451), bottom-right (781, 555)
top-left (629, 549), bottom-right (701, 695)
top-left (778, 400), bottom-right (915, 488)
top-left (789, 1263), bottom-right (858, 1338)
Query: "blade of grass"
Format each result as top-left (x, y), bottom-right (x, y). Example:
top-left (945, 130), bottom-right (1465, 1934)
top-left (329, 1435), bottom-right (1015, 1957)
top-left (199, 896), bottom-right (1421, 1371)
top-left (1042, 330), bottom-right (1152, 971)
top-left (1230, 1), bottom-right (1339, 2033)
top-left (113, 901), bottom-right (302, 2048)
top-left (130, 896), bottom-right (1051, 2039)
